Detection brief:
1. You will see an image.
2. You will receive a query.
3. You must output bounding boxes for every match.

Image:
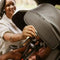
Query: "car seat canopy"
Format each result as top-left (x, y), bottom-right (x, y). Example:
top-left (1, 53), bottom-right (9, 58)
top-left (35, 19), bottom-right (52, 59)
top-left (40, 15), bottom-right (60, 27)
top-left (24, 3), bottom-right (60, 49)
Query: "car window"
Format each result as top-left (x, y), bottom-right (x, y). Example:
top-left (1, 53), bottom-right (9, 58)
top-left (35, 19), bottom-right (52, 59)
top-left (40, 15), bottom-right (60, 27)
top-left (15, 0), bottom-right (37, 10)
top-left (55, 5), bottom-right (60, 10)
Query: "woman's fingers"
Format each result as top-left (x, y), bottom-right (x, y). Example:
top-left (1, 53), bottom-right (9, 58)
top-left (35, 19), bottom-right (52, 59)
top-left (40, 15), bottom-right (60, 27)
top-left (22, 25), bottom-right (36, 39)
top-left (13, 47), bottom-right (26, 53)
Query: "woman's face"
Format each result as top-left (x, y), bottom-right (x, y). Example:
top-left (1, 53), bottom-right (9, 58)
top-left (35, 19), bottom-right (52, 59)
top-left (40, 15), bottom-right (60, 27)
top-left (5, 0), bottom-right (16, 19)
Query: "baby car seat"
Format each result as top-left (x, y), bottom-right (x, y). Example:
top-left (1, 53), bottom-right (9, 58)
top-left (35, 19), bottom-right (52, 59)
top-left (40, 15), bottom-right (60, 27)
top-left (24, 3), bottom-right (60, 49)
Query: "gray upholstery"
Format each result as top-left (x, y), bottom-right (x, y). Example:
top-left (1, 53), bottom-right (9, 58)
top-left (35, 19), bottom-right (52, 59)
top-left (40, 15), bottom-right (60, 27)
top-left (24, 3), bottom-right (60, 49)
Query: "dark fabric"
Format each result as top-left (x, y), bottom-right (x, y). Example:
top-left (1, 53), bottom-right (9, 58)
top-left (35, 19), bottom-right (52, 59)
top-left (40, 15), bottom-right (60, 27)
top-left (46, 49), bottom-right (60, 60)
top-left (55, 52), bottom-right (60, 60)
top-left (24, 3), bottom-right (60, 49)
top-left (35, 0), bottom-right (60, 5)
top-left (12, 10), bottom-right (27, 30)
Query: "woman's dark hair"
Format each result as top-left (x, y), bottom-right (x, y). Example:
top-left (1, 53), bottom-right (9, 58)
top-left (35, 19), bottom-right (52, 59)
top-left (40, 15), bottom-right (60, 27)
top-left (0, 0), bottom-right (6, 18)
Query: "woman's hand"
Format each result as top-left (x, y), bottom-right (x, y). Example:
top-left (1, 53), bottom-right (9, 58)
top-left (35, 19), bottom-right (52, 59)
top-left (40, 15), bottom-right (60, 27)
top-left (0, 47), bottom-right (26, 60)
top-left (0, 51), bottom-right (21, 60)
top-left (22, 25), bottom-right (36, 39)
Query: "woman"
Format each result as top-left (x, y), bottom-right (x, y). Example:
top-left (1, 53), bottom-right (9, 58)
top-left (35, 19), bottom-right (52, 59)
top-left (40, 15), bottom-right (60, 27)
top-left (0, 0), bottom-right (36, 55)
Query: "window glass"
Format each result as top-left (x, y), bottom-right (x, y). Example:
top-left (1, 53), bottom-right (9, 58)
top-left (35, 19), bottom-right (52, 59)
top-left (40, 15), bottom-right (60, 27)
top-left (15, 0), bottom-right (37, 10)
top-left (55, 5), bottom-right (60, 9)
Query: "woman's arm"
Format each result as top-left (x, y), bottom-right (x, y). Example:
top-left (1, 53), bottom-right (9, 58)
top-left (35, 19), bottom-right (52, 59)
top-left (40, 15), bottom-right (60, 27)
top-left (3, 25), bottom-right (36, 42)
